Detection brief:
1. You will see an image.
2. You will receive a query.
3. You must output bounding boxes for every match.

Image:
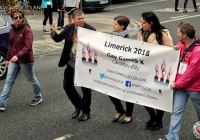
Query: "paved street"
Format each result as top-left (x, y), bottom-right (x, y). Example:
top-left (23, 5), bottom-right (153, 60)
top-left (0, 0), bottom-right (200, 140)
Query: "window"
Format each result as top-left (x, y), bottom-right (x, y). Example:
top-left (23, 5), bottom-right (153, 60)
top-left (0, 15), bottom-right (7, 27)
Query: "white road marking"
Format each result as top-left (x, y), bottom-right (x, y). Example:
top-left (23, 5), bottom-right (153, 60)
top-left (54, 134), bottom-right (74, 140)
top-left (170, 15), bottom-right (189, 19)
top-left (106, 0), bottom-right (166, 10)
top-left (161, 14), bottom-right (200, 23)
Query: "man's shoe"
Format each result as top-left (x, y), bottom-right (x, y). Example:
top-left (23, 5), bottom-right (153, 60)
top-left (29, 98), bottom-right (42, 106)
top-left (150, 122), bottom-right (163, 130)
top-left (112, 111), bottom-right (125, 122)
top-left (0, 106), bottom-right (5, 112)
top-left (122, 117), bottom-right (132, 124)
top-left (71, 108), bottom-right (81, 118)
top-left (175, 9), bottom-right (179, 11)
top-left (78, 114), bottom-right (90, 121)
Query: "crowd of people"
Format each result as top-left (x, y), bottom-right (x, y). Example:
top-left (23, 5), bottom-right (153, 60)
top-left (0, 1), bottom-right (200, 140)
top-left (41, 0), bottom-right (79, 32)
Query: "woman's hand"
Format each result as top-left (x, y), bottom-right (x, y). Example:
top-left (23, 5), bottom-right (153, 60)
top-left (11, 56), bottom-right (18, 62)
top-left (5, 61), bottom-right (9, 67)
top-left (173, 45), bottom-right (180, 50)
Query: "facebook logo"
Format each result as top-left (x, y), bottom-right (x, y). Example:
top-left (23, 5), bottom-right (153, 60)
top-left (125, 81), bottom-right (131, 87)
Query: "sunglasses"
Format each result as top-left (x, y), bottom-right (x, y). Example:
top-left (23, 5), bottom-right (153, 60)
top-left (13, 16), bottom-right (23, 20)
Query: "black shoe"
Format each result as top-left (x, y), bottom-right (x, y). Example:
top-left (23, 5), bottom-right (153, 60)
top-left (112, 111), bottom-right (125, 122)
top-left (43, 29), bottom-right (49, 33)
top-left (122, 117), bottom-right (132, 124)
top-left (145, 118), bottom-right (156, 129)
top-left (78, 114), bottom-right (90, 121)
top-left (71, 108), bottom-right (81, 118)
top-left (150, 122), bottom-right (163, 130)
top-left (175, 9), bottom-right (179, 11)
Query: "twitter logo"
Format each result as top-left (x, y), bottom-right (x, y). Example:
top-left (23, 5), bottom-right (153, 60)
top-left (100, 73), bottom-right (105, 78)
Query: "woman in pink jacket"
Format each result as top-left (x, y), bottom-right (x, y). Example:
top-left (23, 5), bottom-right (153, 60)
top-left (160, 22), bottom-right (200, 140)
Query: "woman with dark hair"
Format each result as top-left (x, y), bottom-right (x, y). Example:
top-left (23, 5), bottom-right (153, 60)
top-left (137, 11), bottom-right (173, 130)
top-left (0, 10), bottom-right (42, 112)
top-left (109, 15), bottom-right (134, 124)
top-left (183, 0), bottom-right (199, 13)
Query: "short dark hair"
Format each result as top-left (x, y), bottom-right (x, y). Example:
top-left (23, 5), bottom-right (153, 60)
top-left (178, 22), bottom-right (195, 39)
top-left (11, 10), bottom-right (25, 19)
top-left (72, 9), bottom-right (84, 18)
top-left (114, 15), bottom-right (130, 30)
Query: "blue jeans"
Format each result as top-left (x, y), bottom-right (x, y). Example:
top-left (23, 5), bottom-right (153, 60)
top-left (57, 11), bottom-right (64, 27)
top-left (0, 61), bottom-right (41, 107)
top-left (166, 90), bottom-right (200, 140)
top-left (18, 1), bottom-right (22, 6)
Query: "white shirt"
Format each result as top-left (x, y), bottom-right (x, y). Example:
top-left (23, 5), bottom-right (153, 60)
top-left (65, 0), bottom-right (80, 7)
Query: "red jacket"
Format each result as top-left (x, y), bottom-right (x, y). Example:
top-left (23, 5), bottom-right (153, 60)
top-left (6, 24), bottom-right (34, 63)
top-left (175, 37), bottom-right (200, 91)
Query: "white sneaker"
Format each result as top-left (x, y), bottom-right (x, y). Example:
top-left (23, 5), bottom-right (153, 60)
top-left (0, 106), bottom-right (5, 111)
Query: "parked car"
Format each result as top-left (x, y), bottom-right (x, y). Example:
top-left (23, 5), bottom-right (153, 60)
top-left (82, 0), bottom-right (112, 10)
top-left (0, 13), bottom-right (13, 80)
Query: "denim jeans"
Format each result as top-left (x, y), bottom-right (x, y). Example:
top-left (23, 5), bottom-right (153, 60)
top-left (57, 11), bottom-right (64, 27)
top-left (0, 61), bottom-right (41, 107)
top-left (166, 90), bottom-right (200, 140)
top-left (18, 1), bottom-right (22, 6)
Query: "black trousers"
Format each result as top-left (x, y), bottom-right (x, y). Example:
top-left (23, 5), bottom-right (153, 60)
top-left (109, 96), bottom-right (134, 117)
top-left (43, 5), bottom-right (53, 25)
top-left (175, 0), bottom-right (179, 9)
top-left (184, 0), bottom-right (197, 8)
top-left (144, 106), bottom-right (164, 123)
top-left (63, 64), bottom-right (91, 114)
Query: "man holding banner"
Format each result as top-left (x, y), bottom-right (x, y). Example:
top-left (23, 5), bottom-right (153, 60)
top-left (50, 9), bottom-right (96, 121)
top-left (160, 22), bottom-right (200, 140)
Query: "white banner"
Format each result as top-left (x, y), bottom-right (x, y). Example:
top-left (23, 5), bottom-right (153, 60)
top-left (75, 27), bottom-right (179, 112)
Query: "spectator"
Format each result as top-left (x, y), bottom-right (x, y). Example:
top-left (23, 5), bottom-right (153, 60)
top-left (64, 0), bottom-right (80, 24)
top-left (0, 10), bottom-right (42, 112)
top-left (56, 0), bottom-right (65, 30)
top-left (183, 0), bottom-right (199, 13)
top-left (175, 0), bottom-right (179, 11)
top-left (41, 0), bottom-right (53, 32)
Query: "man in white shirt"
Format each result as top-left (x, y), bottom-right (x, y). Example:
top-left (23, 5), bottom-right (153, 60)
top-left (64, 0), bottom-right (80, 24)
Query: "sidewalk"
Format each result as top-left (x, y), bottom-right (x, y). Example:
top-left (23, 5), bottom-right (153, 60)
top-left (27, 13), bottom-right (139, 56)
